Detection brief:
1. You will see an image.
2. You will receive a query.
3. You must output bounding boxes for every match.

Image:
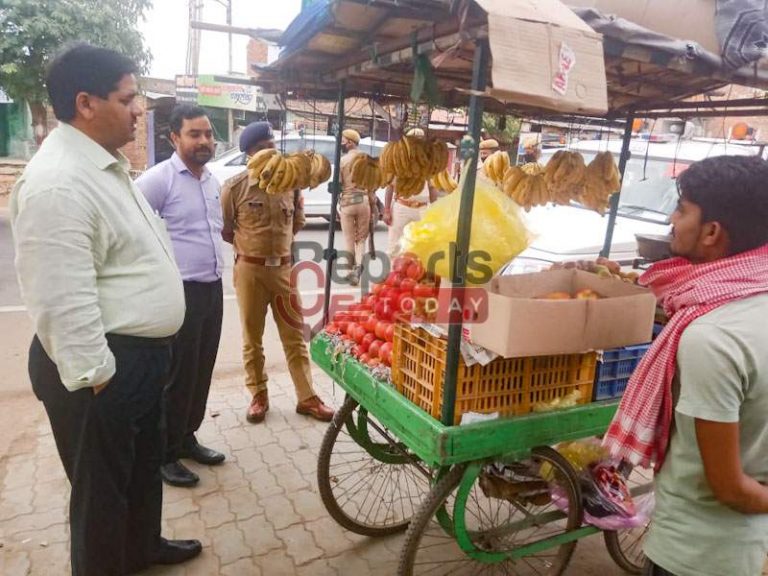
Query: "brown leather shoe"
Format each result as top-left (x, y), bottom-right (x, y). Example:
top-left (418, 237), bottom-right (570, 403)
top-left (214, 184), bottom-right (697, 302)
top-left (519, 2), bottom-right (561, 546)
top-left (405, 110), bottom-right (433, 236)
top-left (246, 391), bottom-right (269, 423)
top-left (296, 396), bottom-right (334, 422)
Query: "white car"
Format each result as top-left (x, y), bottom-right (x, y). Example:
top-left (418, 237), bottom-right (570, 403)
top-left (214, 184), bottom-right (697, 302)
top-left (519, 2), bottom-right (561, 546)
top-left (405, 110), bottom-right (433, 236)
top-left (503, 137), bottom-right (763, 274)
top-left (208, 134), bottom-right (388, 221)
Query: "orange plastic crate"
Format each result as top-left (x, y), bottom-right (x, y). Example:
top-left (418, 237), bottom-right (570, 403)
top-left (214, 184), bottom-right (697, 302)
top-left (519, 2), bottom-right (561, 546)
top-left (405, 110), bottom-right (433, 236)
top-left (391, 322), bottom-right (596, 424)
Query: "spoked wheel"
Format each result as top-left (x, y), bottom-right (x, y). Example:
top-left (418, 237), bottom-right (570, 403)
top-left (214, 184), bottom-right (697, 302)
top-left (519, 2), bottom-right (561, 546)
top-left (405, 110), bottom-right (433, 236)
top-left (317, 395), bottom-right (433, 536)
top-left (604, 466), bottom-right (654, 574)
top-left (398, 446), bottom-right (583, 575)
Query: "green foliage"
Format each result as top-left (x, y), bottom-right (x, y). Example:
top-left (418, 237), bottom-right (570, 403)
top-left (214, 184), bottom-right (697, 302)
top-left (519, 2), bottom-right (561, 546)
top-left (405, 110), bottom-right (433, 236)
top-left (481, 112), bottom-right (521, 144)
top-left (0, 0), bottom-right (152, 105)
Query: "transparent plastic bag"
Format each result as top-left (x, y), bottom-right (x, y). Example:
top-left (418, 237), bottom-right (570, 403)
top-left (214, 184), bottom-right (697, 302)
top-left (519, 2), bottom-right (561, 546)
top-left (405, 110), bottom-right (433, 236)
top-left (401, 176), bottom-right (530, 284)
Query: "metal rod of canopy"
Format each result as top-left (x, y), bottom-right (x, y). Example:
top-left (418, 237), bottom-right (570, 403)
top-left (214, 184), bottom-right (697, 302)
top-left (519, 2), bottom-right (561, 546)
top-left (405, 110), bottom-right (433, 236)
top-left (600, 112), bottom-right (635, 259)
top-left (440, 40), bottom-right (489, 427)
top-left (322, 81), bottom-right (347, 326)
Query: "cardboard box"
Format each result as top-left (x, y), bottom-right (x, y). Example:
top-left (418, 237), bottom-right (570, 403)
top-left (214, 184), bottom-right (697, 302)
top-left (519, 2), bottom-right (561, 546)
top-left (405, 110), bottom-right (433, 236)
top-left (467, 269), bottom-right (656, 357)
top-left (476, 0), bottom-right (608, 115)
top-left (565, 0), bottom-right (719, 55)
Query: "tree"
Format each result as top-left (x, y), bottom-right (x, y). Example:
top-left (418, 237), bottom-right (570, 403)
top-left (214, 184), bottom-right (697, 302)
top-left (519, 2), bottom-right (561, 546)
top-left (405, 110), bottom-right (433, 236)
top-left (0, 0), bottom-right (152, 143)
top-left (482, 113), bottom-right (521, 147)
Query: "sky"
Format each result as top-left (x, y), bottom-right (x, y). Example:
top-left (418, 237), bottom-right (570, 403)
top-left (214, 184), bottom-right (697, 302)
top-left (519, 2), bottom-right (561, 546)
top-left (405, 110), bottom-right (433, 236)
top-left (138, 0), bottom-right (303, 79)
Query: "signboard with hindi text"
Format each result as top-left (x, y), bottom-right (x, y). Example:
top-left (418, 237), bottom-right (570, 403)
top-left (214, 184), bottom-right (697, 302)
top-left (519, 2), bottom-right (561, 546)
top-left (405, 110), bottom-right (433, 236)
top-left (194, 75), bottom-right (267, 112)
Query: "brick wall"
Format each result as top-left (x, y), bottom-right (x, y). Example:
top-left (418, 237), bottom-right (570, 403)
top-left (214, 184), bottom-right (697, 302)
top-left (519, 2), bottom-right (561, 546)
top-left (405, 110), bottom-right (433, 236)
top-left (247, 39), bottom-right (269, 71)
top-left (120, 95), bottom-right (149, 171)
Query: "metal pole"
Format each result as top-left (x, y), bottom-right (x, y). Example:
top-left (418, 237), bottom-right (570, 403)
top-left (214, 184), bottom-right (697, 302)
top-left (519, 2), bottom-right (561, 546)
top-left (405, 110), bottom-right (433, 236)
top-left (440, 41), bottom-right (488, 426)
top-left (226, 0), bottom-right (234, 146)
top-left (322, 81), bottom-right (346, 326)
top-left (600, 113), bottom-right (635, 259)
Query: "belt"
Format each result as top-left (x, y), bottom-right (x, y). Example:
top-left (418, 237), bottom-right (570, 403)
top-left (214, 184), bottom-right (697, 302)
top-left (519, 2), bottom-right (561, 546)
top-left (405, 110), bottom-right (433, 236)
top-left (106, 333), bottom-right (176, 349)
top-left (236, 254), bottom-right (292, 267)
top-left (397, 198), bottom-right (428, 209)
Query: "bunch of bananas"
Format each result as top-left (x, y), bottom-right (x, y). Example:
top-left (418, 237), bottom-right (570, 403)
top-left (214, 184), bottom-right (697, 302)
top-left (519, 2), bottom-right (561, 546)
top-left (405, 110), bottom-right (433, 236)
top-left (544, 150), bottom-right (586, 205)
top-left (482, 151), bottom-right (510, 185)
top-left (429, 169), bottom-right (458, 193)
top-left (379, 136), bottom-right (449, 198)
top-left (350, 153), bottom-right (386, 193)
top-left (248, 149), bottom-right (331, 194)
top-left (499, 150), bottom-right (622, 213)
top-left (309, 153), bottom-right (332, 189)
top-left (582, 152), bottom-right (621, 214)
top-left (521, 162), bottom-right (545, 176)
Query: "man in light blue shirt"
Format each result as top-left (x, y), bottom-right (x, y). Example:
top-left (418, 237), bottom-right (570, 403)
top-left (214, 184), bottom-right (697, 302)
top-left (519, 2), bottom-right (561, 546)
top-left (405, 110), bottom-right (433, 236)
top-left (136, 105), bottom-right (225, 488)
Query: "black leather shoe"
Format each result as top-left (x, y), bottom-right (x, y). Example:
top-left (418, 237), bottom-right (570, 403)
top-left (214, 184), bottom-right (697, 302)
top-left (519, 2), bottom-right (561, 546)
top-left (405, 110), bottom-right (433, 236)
top-left (151, 537), bottom-right (202, 565)
top-left (161, 461), bottom-right (199, 487)
top-left (180, 439), bottom-right (226, 466)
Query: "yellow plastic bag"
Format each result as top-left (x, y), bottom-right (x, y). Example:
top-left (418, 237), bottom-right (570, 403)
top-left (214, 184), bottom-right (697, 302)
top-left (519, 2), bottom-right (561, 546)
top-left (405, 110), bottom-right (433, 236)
top-left (401, 177), bottom-right (530, 284)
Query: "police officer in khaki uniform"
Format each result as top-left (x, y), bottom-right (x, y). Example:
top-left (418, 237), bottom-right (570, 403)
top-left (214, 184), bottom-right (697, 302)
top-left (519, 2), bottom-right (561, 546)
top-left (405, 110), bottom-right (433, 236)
top-left (338, 129), bottom-right (376, 286)
top-left (221, 122), bottom-right (334, 424)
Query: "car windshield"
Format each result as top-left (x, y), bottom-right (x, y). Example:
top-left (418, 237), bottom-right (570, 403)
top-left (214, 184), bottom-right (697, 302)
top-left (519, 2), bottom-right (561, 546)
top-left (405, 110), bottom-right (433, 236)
top-left (542, 151), bottom-right (682, 224)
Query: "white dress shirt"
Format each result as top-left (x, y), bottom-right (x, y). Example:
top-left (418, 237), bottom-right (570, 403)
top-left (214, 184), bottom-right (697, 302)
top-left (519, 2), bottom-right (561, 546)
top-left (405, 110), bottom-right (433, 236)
top-left (11, 123), bottom-right (185, 391)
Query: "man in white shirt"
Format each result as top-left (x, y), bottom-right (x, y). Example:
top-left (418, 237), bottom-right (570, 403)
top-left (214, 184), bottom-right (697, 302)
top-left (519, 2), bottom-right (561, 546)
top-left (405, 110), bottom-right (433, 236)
top-left (11, 45), bottom-right (201, 575)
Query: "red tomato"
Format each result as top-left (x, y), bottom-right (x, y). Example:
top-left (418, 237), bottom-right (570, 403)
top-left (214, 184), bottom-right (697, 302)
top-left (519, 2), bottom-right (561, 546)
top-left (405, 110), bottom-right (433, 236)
top-left (340, 334), bottom-right (353, 342)
top-left (392, 254), bottom-right (415, 273)
top-left (372, 283), bottom-right (385, 295)
top-left (354, 326), bottom-right (368, 344)
top-left (351, 345), bottom-right (363, 358)
top-left (374, 300), bottom-right (393, 322)
top-left (359, 353), bottom-right (371, 364)
top-left (375, 321), bottom-right (390, 341)
top-left (406, 262), bottom-right (425, 281)
top-left (396, 291), bottom-right (414, 314)
top-left (337, 320), bottom-right (350, 334)
top-left (362, 294), bottom-right (377, 308)
top-left (333, 311), bottom-right (352, 322)
top-left (385, 324), bottom-right (395, 343)
top-left (385, 271), bottom-right (404, 288)
top-left (368, 357), bottom-right (382, 368)
top-left (325, 322), bottom-right (340, 334)
top-left (347, 322), bottom-right (361, 337)
top-left (368, 339), bottom-right (383, 360)
top-left (399, 277), bottom-right (417, 293)
top-left (413, 283), bottom-right (437, 298)
top-left (361, 332), bottom-right (376, 350)
top-left (364, 316), bottom-right (378, 333)
top-left (380, 342), bottom-right (394, 366)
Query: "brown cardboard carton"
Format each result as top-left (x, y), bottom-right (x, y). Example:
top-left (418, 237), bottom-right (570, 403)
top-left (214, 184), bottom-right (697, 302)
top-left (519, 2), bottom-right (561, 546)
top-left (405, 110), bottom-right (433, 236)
top-left (467, 269), bottom-right (656, 357)
top-left (565, 0), bottom-right (719, 54)
top-left (476, 0), bottom-right (608, 115)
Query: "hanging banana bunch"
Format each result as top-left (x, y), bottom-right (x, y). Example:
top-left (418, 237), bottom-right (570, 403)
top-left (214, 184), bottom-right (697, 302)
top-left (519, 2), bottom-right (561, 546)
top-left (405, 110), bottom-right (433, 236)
top-left (350, 153), bottom-right (385, 194)
top-left (379, 136), bottom-right (449, 198)
top-left (247, 149), bottom-right (331, 194)
top-left (581, 151), bottom-right (621, 215)
top-left (429, 169), bottom-right (458, 193)
top-left (482, 150), bottom-right (510, 185)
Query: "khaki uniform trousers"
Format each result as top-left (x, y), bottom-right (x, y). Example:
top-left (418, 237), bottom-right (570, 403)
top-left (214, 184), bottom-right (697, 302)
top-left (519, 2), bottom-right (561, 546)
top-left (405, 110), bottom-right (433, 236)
top-left (233, 260), bottom-right (315, 402)
top-left (387, 201), bottom-right (427, 256)
top-left (340, 201), bottom-right (371, 268)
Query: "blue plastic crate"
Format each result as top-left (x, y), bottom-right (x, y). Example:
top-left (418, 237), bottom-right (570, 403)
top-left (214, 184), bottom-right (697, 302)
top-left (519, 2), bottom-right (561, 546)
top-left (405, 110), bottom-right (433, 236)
top-left (593, 344), bottom-right (651, 400)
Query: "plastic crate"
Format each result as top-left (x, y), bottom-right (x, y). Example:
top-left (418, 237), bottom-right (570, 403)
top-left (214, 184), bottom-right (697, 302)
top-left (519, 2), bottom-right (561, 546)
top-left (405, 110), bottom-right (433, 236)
top-left (391, 323), bottom-right (597, 425)
top-left (593, 344), bottom-right (651, 400)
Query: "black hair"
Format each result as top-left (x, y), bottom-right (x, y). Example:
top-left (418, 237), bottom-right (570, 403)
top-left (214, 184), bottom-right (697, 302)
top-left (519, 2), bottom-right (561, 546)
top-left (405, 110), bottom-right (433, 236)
top-left (677, 155), bottom-right (768, 255)
top-left (46, 44), bottom-right (138, 122)
top-left (169, 104), bottom-right (209, 135)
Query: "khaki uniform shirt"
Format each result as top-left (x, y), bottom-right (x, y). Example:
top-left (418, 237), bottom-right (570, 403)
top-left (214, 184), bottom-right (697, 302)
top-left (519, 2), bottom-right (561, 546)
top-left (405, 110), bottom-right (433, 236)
top-left (221, 170), bottom-right (305, 258)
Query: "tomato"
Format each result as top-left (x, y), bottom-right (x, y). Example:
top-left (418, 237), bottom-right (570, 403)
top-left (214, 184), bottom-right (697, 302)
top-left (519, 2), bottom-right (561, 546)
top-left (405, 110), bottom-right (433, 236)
top-left (386, 271), bottom-right (404, 288)
top-left (375, 321), bottom-right (391, 341)
top-left (351, 345), bottom-right (363, 358)
top-left (368, 357), bottom-right (382, 368)
top-left (399, 277), bottom-right (417, 293)
top-left (337, 320), bottom-right (349, 334)
top-left (372, 283), bottom-right (385, 296)
top-left (362, 294), bottom-right (377, 308)
top-left (368, 339), bottom-right (383, 360)
top-left (385, 324), bottom-right (395, 343)
top-left (392, 254), bottom-right (415, 273)
top-left (363, 315), bottom-right (378, 333)
top-left (346, 322), bottom-right (361, 337)
top-left (333, 311), bottom-right (352, 322)
top-left (361, 332), bottom-right (376, 351)
top-left (340, 334), bottom-right (353, 342)
top-left (354, 326), bottom-right (368, 344)
top-left (395, 291), bottom-right (414, 315)
top-left (380, 342), bottom-right (394, 366)
top-left (374, 300), bottom-right (394, 322)
top-left (406, 261), bottom-right (425, 281)
top-left (324, 322), bottom-right (340, 334)
top-left (413, 283), bottom-right (437, 298)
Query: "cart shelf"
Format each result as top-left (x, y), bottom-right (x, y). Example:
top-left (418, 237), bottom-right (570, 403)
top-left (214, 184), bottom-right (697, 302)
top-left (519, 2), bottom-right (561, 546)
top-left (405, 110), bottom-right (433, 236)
top-left (311, 333), bottom-right (618, 468)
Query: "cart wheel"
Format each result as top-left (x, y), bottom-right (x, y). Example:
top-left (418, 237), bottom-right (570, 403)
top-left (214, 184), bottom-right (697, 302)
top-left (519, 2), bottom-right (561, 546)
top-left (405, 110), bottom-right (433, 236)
top-left (317, 395), bottom-right (432, 536)
top-left (398, 446), bottom-right (583, 575)
top-left (604, 466), bottom-right (654, 574)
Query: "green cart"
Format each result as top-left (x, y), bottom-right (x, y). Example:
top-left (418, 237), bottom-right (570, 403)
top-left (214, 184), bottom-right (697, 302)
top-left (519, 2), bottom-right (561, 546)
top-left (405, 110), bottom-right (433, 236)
top-left (311, 333), bottom-right (652, 575)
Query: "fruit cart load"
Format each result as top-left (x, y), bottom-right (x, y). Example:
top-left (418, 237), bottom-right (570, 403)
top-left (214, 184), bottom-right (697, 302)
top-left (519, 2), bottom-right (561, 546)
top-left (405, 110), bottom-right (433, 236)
top-left (466, 268), bottom-right (657, 358)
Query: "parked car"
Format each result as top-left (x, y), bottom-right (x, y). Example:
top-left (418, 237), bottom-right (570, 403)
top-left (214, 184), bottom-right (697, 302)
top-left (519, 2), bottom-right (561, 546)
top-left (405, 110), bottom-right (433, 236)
top-left (503, 137), bottom-right (763, 274)
top-left (208, 134), bottom-right (389, 221)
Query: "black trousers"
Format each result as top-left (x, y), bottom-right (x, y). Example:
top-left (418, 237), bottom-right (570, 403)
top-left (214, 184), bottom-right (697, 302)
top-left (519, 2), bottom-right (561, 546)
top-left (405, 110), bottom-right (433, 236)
top-left (29, 334), bottom-right (173, 576)
top-left (164, 279), bottom-right (223, 462)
